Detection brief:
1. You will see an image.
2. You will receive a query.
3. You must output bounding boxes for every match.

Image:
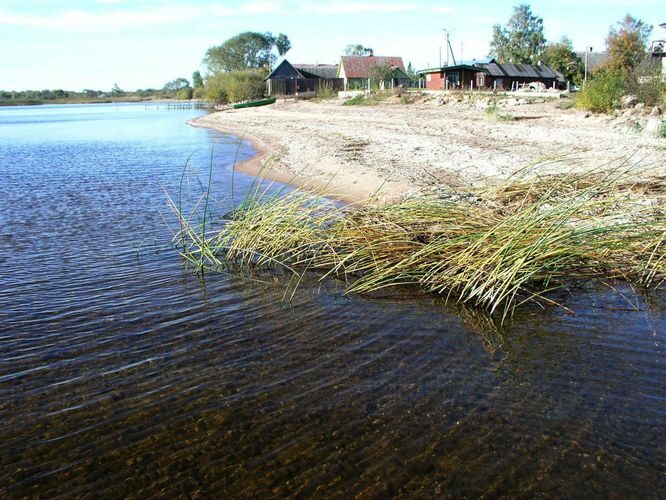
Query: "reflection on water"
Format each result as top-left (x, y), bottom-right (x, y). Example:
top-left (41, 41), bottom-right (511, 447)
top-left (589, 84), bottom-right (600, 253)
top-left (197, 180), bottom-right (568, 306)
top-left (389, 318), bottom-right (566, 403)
top-left (0, 104), bottom-right (664, 497)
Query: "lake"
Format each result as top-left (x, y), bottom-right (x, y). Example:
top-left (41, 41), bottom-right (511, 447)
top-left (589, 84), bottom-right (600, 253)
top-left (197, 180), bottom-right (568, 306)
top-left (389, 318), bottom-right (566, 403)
top-left (0, 103), bottom-right (664, 497)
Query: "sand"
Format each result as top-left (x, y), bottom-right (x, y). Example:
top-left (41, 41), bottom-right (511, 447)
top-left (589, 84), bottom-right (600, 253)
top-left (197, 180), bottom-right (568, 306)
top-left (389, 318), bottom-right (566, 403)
top-left (190, 93), bottom-right (666, 203)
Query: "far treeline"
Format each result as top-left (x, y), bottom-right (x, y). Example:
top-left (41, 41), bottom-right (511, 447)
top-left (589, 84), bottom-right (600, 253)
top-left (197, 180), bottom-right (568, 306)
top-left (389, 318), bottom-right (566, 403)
top-left (0, 76), bottom-right (205, 106)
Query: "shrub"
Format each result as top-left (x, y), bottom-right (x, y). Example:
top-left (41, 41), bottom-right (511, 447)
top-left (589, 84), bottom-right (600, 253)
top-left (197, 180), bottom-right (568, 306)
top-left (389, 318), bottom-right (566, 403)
top-left (627, 67), bottom-right (666, 107)
top-left (204, 70), bottom-right (266, 104)
top-left (175, 87), bottom-right (193, 100)
top-left (314, 81), bottom-right (337, 100)
top-left (575, 70), bottom-right (626, 113)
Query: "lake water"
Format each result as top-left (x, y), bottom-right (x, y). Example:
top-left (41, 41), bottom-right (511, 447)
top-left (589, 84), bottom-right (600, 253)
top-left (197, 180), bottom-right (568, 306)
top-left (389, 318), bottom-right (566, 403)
top-left (0, 103), bottom-right (664, 497)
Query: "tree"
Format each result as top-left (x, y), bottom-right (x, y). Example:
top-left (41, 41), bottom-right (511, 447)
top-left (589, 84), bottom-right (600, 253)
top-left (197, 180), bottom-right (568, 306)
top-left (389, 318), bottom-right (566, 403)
top-left (542, 36), bottom-right (583, 84)
top-left (604, 14), bottom-right (652, 76)
top-left (345, 44), bottom-right (373, 56)
top-left (406, 62), bottom-right (418, 82)
top-left (163, 77), bottom-right (190, 91)
top-left (192, 71), bottom-right (204, 89)
top-left (203, 31), bottom-right (289, 73)
top-left (489, 4), bottom-right (546, 64)
top-left (275, 33), bottom-right (292, 57)
top-left (370, 63), bottom-right (395, 89)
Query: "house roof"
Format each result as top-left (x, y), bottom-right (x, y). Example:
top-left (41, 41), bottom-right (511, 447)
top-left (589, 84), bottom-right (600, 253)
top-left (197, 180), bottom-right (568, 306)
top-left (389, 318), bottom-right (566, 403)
top-left (294, 64), bottom-right (338, 79)
top-left (339, 56), bottom-right (406, 79)
top-left (476, 60), bottom-right (559, 79)
top-left (575, 52), bottom-right (609, 72)
top-left (417, 64), bottom-right (482, 74)
top-left (265, 59), bottom-right (305, 80)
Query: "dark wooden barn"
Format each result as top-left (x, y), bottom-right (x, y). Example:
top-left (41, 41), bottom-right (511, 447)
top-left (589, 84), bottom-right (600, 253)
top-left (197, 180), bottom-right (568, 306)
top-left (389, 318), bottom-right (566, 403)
top-left (265, 60), bottom-right (343, 96)
top-left (475, 60), bottom-right (560, 90)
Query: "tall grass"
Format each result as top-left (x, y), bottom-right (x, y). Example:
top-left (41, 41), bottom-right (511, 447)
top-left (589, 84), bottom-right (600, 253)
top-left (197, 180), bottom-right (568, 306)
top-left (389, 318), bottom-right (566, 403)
top-left (168, 158), bottom-right (666, 322)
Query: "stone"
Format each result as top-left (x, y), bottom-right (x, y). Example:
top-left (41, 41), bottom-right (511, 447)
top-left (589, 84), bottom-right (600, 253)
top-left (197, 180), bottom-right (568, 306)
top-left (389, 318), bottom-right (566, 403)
top-left (579, 111), bottom-right (591, 118)
top-left (650, 106), bottom-right (662, 117)
top-left (644, 117), bottom-right (663, 136)
top-left (634, 102), bottom-right (645, 112)
top-left (620, 95), bottom-right (639, 108)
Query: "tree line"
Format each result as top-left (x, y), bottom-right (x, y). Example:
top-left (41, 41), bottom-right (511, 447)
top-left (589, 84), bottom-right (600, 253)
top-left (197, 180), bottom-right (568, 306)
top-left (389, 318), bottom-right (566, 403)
top-left (490, 4), bottom-right (656, 86)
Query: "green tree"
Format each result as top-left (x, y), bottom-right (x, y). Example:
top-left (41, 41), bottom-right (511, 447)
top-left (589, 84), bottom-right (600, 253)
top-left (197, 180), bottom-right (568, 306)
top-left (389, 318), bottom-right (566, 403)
top-left (176, 87), bottom-right (194, 100)
top-left (192, 71), bottom-right (204, 89)
top-left (489, 4), bottom-right (546, 64)
top-left (542, 36), bottom-right (583, 84)
top-left (275, 33), bottom-right (292, 57)
top-left (344, 44), bottom-right (373, 56)
top-left (370, 63), bottom-right (395, 89)
top-left (163, 77), bottom-right (190, 91)
top-left (604, 14), bottom-right (652, 76)
top-left (406, 62), bottom-right (418, 82)
top-left (203, 32), bottom-right (286, 73)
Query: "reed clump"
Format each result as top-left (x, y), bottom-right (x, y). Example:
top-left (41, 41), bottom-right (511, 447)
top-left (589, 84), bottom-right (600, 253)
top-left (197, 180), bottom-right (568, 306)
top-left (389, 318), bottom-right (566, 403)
top-left (169, 160), bottom-right (666, 321)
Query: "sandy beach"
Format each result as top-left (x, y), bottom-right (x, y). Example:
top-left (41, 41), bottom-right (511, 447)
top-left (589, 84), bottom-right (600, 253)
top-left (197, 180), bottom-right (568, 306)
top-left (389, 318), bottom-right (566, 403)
top-left (192, 93), bottom-right (666, 202)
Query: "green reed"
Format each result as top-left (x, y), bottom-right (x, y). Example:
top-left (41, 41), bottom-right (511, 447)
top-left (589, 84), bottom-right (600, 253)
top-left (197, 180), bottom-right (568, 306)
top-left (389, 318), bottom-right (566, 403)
top-left (168, 158), bottom-right (666, 322)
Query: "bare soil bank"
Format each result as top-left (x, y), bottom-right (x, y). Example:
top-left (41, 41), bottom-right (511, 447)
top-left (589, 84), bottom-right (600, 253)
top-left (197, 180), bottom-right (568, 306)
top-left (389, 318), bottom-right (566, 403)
top-left (192, 94), bottom-right (666, 202)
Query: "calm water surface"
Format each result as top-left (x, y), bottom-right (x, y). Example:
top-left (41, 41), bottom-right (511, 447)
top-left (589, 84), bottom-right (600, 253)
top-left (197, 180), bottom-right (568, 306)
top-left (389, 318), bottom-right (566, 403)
top-left (0, 103), bottom-right (664, 497)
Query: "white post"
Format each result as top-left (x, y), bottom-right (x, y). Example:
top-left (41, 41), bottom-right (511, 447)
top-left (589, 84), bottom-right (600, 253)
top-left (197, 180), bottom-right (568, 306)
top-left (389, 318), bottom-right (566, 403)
top-left (584, 46), bottom-right (592, 85)
top-left (470, 80), bottom-right (473, 91)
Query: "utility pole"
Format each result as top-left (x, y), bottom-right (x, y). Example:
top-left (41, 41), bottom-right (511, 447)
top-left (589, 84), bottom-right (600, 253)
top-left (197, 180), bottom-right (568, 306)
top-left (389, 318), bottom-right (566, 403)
top-left (443, 28), bottom-right (454, 66)
top-left (584, 46), bottom-right (592, 85)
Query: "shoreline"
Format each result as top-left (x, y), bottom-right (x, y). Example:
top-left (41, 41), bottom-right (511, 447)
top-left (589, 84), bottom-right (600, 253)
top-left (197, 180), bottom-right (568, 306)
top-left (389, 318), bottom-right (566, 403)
top-left (189, 109), bottom-right (416, 204)
top-left (188, 96), bottom-right (666, 205)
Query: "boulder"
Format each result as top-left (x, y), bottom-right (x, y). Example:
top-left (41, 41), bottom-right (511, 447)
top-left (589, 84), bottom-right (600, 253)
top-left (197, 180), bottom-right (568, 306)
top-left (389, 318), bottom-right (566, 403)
top-left (644, 117), bottom-right (664, 136)
top-left (634, 102), bottom-right (645, 112)
top-left (651, 106), bottom-right (662, 117)
top-left (620, 95), bottom-right (639, 108)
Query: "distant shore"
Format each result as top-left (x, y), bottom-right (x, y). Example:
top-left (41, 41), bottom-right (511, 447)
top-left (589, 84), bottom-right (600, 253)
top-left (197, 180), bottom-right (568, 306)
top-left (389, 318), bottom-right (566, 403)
top-left (0, 97), bottom-right (209, 107)
top-left (190, 94), bottom-right (666, 203)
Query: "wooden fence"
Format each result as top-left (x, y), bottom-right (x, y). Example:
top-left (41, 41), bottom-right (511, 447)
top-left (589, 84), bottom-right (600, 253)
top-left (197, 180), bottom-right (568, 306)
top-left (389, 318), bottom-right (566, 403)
top-left (267, 78), bottom-right (344, 96)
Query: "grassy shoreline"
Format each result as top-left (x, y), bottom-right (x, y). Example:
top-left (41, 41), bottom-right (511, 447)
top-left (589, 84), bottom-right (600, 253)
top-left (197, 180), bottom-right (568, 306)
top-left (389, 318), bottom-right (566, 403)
top-left (168, 159), bottom-right (666, 322)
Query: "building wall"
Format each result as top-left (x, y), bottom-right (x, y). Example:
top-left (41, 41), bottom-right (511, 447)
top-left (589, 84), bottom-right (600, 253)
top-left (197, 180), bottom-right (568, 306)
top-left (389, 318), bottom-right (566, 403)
top-left (424, 71), bottom-right (444, 89)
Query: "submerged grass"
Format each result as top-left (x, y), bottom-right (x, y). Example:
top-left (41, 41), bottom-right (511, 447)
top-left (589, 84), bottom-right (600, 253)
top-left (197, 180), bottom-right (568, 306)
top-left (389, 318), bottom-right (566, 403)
top-left (168, 158), bottom-right (666, 322)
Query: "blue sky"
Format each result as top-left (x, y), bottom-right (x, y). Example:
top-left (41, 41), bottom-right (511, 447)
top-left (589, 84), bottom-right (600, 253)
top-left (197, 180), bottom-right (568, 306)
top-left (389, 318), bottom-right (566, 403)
top-left (1, 1), bottom-right (663, 91)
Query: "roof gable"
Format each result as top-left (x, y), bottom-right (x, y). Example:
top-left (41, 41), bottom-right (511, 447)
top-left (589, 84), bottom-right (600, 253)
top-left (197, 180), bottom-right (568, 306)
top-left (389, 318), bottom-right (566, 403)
top-left (265, 59), bottom-right (305, 80)
top-left (340, 56), bottom-right (406, 79)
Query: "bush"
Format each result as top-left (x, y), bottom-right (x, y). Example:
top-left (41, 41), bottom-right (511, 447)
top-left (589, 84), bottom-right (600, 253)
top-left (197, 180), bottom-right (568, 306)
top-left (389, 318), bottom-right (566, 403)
top-left (575, 70), bottom-right (626, 113)
top-left (204, 70), bottom-right (266, 104)
top-left (628, 68), bottom-right (666, 107)
top-left (175, 87), bottom-right (193, 100)
top-left (314, 81), bottom-right (337, 99)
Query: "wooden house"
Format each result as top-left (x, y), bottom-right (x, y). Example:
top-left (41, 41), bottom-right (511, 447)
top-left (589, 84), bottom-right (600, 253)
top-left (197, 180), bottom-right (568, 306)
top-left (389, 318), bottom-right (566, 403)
top-left (418, 64), bottom-right (483, 90)
top-left (475, 60), bottom-right (560, 90)
top-left (265, 59), bottom-right (343, 96)
top-left (338, 55), bottom-right (410, 90)
top-left (419, 60), bottom-right (560, 91)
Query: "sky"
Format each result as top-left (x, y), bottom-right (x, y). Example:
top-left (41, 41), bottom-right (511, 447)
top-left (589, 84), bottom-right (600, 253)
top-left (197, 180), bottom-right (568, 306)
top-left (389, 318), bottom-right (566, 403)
top-left (0, 0), bottom-right (663, 91)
